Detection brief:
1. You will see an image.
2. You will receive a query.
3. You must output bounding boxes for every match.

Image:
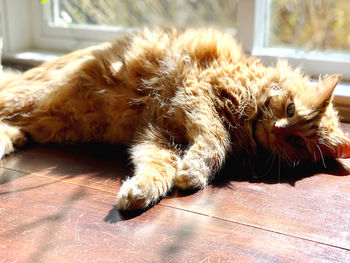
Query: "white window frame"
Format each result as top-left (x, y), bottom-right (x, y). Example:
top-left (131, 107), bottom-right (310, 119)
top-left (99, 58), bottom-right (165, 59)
top-left (2, 0), bottom-right (350, 77)
top-left (237, 0), bottom-right (350, 81)
top-left (1, 0), bottom-right (350, 118)
top-left (33, 1), bottom-right (138, 51)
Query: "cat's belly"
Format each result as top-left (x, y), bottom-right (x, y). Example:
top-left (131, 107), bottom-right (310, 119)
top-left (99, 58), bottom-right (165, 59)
top-left (8, 87), bottom-right (143, 145)
top-left (18, 107), bottom-right (142, 144)
top-left (101, 106), bottom-right (144, 144)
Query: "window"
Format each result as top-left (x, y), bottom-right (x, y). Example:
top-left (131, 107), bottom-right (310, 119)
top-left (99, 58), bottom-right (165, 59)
top-left (1, 0), bottom-right (349, 84)
top-left (31, 0), bottom-right (238, 52)
top-left (50, 0), bottom-right (238, 30)
top-left (235, 0), bottom-right (350, 83)
top-left (268, 0), bottom-right (350, 53)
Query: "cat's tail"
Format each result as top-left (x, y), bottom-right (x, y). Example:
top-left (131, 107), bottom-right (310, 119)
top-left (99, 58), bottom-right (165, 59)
top-left (0, 70), bottom-right (21, 90)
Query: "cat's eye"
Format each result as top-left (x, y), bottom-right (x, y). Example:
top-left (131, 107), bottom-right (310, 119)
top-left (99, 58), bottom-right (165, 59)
top-left (286, 103), bottom-right (295, 117)
top-left (287, 135), bottom-right (305, 148)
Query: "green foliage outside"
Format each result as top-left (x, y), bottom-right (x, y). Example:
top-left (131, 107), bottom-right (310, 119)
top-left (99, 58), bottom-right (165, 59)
top-left (269, 0), bottom-right (350, 52)
top-left (52, 0), bottom-right (350, 52)
top-left (55, 0), bottom-right (237, 30)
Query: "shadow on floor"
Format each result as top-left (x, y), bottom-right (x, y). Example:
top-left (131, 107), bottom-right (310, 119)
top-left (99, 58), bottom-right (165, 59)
top-left (2, 143), bottom-right (350, 221)
top-left (212, 152), bottom-right (350, 188)
top-left (0, 142), bottom-right (131, 185)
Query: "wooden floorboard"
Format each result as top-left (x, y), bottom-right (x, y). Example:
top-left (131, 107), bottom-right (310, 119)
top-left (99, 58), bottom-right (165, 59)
top-left (0, 124), bottom-right (350, 262)
top-left (162, 167), bottom-right (350, 250)
top-left (0, 172), bottom-right (349, 263)
top-left (0, 144), bottom-right (127, 193)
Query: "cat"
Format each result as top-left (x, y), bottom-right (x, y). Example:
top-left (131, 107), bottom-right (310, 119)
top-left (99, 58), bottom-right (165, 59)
top-left (0, 29), bottom-right (349, 210)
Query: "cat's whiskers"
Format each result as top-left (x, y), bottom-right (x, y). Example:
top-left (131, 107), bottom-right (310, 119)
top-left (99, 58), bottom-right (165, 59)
top-left (291, 158), bottom-right (301, 168)
top-left (313, 149), bottom-right (317, 162)
top-left (316, 144), bottom-right (327, 168)
top-left (319, 140), bottom-right (336, 154)
top-left (276, 144), bottom-right (293, 167)
top-left (281, 146), bottom-right (299, 169)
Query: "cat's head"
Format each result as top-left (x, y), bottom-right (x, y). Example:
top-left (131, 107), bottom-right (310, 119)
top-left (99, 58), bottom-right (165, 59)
top-left (254, 61), bottom-right (350, 165)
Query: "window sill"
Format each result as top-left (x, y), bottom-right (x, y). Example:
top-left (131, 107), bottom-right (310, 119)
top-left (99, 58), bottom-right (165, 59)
top-left (3, 49), bottom-right (350, 122)
top-left (3, 49), bottom-right (64, 67)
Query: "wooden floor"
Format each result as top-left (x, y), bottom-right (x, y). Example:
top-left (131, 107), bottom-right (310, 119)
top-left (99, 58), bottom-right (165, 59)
top-left (1, 125), bottom-right (350, 262)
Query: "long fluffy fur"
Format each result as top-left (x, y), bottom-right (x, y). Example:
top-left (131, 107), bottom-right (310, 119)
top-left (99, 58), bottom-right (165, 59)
top-left (0, 29), bottom-right (346, 209)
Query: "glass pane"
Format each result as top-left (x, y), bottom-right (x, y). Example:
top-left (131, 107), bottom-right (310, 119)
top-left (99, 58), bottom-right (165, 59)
top-left (50, 0), bottom-right (237, 30)
top-left (268, 0), bottom-right (350, 52)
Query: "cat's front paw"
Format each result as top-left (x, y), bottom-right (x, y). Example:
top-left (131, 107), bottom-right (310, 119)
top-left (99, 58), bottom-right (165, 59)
top-left (117, 177), bottom-right (155, 210)
top-left (174, 160), bottom-right (208, 190)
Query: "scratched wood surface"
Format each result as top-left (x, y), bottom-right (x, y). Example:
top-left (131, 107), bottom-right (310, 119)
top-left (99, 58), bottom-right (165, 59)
top-left (0, 124), bottom-right (350, 262)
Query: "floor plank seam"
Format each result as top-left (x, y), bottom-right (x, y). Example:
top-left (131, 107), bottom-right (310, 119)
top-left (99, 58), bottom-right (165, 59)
top-left (32, 174), bottom-right (118, 195)
top-left (0, 165), bottom-right (30, 175)
top-left (0, 164), bottom-right (35, 175)
top-left (160, 204), bottom-right (350, 252)
top-left (0, 165), bottom-right (118, 195)
top-left (2, 164), bottom-right (350, 253)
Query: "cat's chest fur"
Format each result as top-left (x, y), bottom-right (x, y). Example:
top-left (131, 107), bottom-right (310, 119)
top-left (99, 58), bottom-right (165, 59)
top-left (4, 29), bottom-right (263, 153)
top-left (120, 54), bottom-right (260, 153)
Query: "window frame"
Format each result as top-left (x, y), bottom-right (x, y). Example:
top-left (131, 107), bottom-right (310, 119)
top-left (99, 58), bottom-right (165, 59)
top-left (2, 0), bottom-right (349, 73)
top-left (236, 0), bottom-right (350, 82)
top-left (1, 0), bottom-right (350, 118)
top-left (33, 0), bottom-right (138, 51)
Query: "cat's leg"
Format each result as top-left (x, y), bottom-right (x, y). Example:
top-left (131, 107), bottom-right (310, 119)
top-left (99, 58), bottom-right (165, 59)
top-left (117, 127), bottom-right (178, 210)
top-left (174, 107), bottom-right (231, 190)
top-left (0, 122), bottom-right (27, 159)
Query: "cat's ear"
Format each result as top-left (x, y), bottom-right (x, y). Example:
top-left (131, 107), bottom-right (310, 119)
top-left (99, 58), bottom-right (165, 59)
top-left (315, 74), bottom-right (341, 108)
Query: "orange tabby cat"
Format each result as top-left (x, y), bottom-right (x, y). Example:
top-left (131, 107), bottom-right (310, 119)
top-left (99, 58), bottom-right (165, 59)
top-left (0, 29), bottom-right (349, 210)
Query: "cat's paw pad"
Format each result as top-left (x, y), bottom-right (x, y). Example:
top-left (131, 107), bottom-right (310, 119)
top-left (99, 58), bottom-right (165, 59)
top-left (174, 160), bottom-right (208, 190)
top-left (117, 178), bottom-right (155, 210)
